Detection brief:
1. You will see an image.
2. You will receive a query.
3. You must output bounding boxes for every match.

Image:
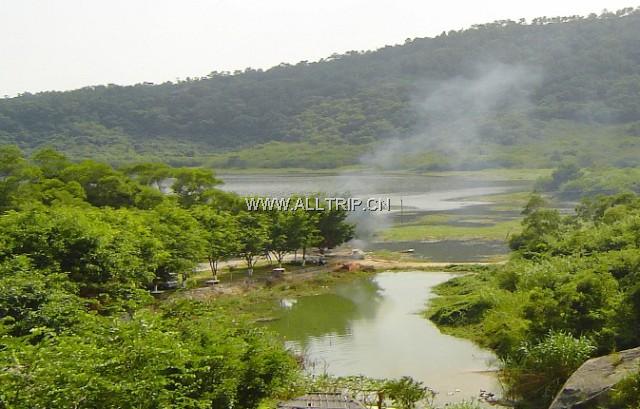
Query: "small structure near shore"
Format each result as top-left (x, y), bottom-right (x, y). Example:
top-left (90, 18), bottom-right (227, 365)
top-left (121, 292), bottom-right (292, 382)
top-left (272, 267), bottom-right (286, 277)
top-left (278, 393), bottom-right (366, 409)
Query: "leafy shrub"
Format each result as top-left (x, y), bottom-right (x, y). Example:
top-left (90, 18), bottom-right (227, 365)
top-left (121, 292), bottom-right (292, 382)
top-left (610, 369), bottom-right (640, 408)
top-left (0, 310), bottom-right (298, 409)
top-left (383, 377), bottom-right (432, 409)
top-left (501, 332), bottom-right (596, 408)
top-left (428, 295), bottom-right (494, 326)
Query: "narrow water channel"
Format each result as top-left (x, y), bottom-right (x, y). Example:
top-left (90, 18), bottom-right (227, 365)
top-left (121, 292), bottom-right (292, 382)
top-left (266, 271), bottom-right (501, 404)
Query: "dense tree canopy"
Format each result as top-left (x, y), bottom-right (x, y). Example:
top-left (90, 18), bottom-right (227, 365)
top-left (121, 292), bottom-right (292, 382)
top-left (0, 147), bottom-right (356, 408)
top-left (429, 192), bottom-right (640, 408)
top-left (1, 9), bottom-right (639, 168)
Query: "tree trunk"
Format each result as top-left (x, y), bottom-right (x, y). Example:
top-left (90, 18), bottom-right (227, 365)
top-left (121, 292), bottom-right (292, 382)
top-left (302, 246), bottom-right (306, 267)
top-left (377, 392), bottom-right (384, 409)
top-left (208, 257), bottom-right (219, 281)
top-left (245, 255), bottom-right (254, 276)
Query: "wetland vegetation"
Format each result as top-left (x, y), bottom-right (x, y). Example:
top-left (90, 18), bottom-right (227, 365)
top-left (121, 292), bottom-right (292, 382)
top-left (427, 193), bottom-right (640, 408)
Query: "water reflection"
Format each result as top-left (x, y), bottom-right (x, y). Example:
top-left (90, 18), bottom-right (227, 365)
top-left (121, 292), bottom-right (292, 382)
top-left (269, 278), bottom-right (383, 343)
top-left (266, 272), bottom-right (501, 404)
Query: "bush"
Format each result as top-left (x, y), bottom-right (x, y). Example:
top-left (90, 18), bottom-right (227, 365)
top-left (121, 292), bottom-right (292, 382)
top-left (383, 377), bottom-right (433, 409)
top-left (501, 331), bottom-right (596, 408)
top-left (610, 369), bottom-right (640, 408)
top-left (428, 295), bottom-right (493, 326)
top-left (0, 310), bottom-right (298, 409)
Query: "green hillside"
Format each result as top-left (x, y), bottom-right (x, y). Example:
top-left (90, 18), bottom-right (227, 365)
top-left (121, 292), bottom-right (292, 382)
top-left (1, 8), bottom-right (639, 168)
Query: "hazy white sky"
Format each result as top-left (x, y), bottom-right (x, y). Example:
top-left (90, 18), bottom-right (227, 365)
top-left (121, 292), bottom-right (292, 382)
top-left (1, 0), bottom-right (636, 96)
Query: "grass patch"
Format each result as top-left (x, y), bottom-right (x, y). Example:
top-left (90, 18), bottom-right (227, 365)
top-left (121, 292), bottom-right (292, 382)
top-left (378, 219), bottom-right (521, 241)
top-left (425, 269), bottom-right (531, 353)
top-left (421, 168), bottom-right (552, 181)
top-left (466, 191), bottom-right (533, 212)
top-left (377, 185), bottom-right (530, 241)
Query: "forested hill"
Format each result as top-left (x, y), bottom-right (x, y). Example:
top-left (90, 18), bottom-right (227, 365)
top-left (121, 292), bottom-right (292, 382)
top-left (1, 8), bottom-right (640, 168)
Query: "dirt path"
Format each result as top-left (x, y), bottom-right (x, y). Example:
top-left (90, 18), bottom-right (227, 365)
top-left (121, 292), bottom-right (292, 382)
top-left (178, 255), bottom-right (502, 302)
top-left (364, 257), bottom-right (503, 269)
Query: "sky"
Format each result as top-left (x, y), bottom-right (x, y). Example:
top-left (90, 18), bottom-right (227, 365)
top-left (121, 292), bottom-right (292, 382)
top-left (1, 0), bottom-right (636, 96)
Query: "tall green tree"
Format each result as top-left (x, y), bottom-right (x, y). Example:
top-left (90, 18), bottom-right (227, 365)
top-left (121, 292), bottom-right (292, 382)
top-left (146, 203), bottom-right (206, 286)
top-left (317, 207), bottom-right (355, 250)
top-left (171, 168), bottom-right (221, 207)
top-left (0, 206), bottom-right (160, 293)
top-left (267, 211), bottom-right (293, 268)
top-left (289, 208), bottom-right (321, 266)
top-left (191, 206), bottom-right (240, 281)
top-left (0, 145), bottom-right (42, 211)
top-left (31, 147), bottom-right (71, 178)
top-left (235, 212), bottom-right (269, 276)
top-left (121, 162), bottom-right (172, 188)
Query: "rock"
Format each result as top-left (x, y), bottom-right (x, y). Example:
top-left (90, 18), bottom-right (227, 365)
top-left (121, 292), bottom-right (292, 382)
top-left (337, 262), bottom-right (361, 272)
top-left (549, 346), bottom-right (640, 409)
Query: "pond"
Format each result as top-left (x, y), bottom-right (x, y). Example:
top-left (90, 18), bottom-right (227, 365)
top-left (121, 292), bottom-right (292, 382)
top-left (265, 271), bottom-right (501, 404)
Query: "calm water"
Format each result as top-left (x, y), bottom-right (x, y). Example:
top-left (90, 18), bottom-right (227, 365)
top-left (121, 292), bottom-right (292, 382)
top-left (219, 172), bottom-right (524, 261)
top-left (267, 271), bottom-right (501, 404)
top-left (219, 173), bottom-right (513, 210)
